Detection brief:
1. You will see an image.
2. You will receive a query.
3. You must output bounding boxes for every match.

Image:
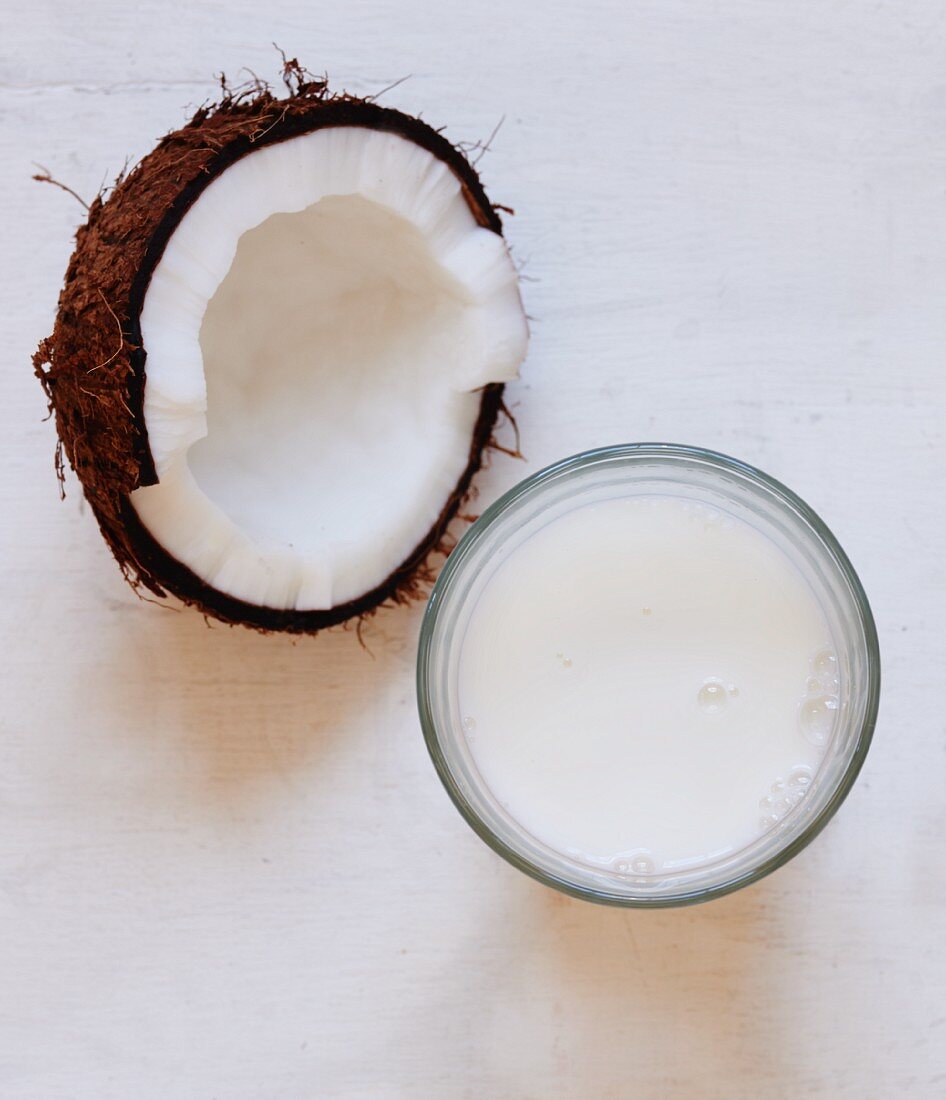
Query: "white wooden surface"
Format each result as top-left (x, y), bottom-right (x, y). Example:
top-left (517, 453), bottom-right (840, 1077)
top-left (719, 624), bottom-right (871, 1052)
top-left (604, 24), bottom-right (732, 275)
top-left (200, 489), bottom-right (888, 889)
top-left (2, 2), bottom-right (945, 1096)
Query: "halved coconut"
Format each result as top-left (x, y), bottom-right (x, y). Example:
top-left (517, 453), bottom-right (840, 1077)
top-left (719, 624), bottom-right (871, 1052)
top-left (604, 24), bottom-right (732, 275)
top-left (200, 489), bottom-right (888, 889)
top-left (34, 73), bottom-right (528, 632)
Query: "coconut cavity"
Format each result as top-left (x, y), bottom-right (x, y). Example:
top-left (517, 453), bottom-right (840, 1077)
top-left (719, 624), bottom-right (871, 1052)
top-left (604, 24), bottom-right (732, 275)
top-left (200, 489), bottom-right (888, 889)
top-left (130, 126), bottom-right (527, 611)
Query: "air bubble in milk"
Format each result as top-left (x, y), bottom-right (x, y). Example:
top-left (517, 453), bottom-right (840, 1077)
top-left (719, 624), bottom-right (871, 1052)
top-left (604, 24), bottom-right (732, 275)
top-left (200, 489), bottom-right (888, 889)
top-left (630, 853), bottom-right (656, 875)
top-left (462, 716), bottom-right (477, 734)
top-left (697, 678), bottom-right (728, 713)
top-left (788, 766), bottom-right (813, 790)
top-left (611, 851), bottom-right (655, 877)
top-left (800, 695), bottom-right (838, 745)
top-left (812, 648), bottom-right (840, 690)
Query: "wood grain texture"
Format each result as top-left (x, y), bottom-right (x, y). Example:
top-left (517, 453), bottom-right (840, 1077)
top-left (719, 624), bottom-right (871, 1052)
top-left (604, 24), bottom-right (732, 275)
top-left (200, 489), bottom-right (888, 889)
top-left (2, 1), bottom-right (944, 1096)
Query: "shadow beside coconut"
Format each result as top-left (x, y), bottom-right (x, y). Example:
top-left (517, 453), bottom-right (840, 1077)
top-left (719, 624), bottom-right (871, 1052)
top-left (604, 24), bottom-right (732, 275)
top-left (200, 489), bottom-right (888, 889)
top-left (92, 586), bottom-right (421, 816)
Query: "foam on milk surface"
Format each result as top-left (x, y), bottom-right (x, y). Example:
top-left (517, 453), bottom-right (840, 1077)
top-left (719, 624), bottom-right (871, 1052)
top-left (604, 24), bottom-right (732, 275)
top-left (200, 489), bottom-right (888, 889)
top-left (457, 495), bottom-right (834, 872)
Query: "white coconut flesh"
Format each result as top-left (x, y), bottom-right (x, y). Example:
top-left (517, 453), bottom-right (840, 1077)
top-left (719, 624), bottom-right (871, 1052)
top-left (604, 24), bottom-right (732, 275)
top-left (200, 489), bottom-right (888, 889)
top-left (130, 126), bottom-right (527, 611)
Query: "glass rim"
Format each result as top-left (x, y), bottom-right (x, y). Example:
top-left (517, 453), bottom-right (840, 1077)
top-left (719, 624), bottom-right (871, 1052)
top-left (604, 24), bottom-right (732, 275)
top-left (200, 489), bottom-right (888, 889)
top-left (417, 443), bottom-right (881, 908)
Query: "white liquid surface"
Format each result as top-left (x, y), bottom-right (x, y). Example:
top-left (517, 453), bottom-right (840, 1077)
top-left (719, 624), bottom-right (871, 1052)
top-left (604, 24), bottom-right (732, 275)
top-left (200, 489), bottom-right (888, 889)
top-left (457, 496), bottom-right (838, 873)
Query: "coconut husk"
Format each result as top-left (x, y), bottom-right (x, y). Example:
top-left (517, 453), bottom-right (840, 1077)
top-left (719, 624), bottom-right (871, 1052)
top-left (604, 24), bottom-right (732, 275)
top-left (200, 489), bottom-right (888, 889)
top-left (33, 62), bottom-right (511, 633)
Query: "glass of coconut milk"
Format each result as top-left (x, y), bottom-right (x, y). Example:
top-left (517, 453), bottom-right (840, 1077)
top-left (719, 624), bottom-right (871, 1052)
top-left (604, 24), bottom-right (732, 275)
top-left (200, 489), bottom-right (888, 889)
top-left (417, 444), bottom-right (879, 906)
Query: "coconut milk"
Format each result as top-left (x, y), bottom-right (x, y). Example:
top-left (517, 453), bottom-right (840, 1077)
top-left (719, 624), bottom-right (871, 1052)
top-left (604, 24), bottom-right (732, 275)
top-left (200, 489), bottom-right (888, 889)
top-left (456, 495), bottom-right (839, 874)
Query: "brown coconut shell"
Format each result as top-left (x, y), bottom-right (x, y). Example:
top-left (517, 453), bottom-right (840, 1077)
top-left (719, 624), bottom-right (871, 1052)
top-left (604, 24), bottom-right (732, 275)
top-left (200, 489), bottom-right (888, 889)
top-left (34, 66), bottom-right (515, 633)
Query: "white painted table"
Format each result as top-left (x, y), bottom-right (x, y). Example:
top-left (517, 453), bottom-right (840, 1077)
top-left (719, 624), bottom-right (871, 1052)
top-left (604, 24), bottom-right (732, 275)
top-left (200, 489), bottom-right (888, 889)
top-left (2, 2), bottom-right (944, 1096)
